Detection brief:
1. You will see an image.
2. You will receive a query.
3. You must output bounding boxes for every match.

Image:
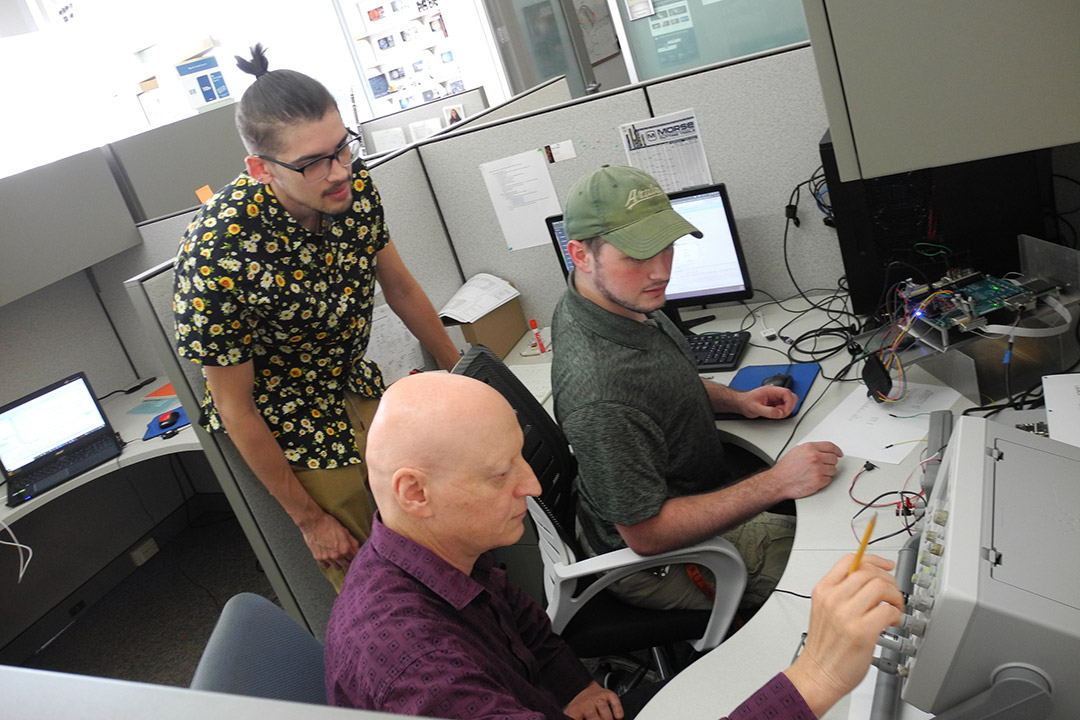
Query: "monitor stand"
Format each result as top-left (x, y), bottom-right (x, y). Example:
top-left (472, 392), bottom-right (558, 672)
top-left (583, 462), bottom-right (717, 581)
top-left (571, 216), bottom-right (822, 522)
top-left (663, 305), bottom-right (714, 335)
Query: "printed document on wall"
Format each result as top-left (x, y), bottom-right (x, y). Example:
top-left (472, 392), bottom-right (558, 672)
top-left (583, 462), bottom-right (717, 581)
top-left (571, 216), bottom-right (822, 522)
top-left (619, 109), bottom-right (711, 193)
top-left (480, 149), bottom-right (563, 251)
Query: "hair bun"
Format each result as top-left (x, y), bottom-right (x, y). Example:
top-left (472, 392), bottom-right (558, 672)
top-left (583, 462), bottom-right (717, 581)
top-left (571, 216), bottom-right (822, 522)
top-left (235, 43), bottom-right (270, 78)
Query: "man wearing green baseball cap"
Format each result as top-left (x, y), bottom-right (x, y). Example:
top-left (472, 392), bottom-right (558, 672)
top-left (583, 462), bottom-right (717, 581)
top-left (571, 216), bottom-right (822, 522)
top-left (551, 166), bottom-right (843, 614)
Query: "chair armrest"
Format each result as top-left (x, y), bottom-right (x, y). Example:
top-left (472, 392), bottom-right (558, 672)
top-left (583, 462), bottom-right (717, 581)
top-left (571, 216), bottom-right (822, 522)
top-left (550, 537), bottom-right (747, 651)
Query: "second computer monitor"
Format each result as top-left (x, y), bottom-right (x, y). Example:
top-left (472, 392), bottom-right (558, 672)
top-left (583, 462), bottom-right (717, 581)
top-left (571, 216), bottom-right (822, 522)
top-left (546, 182), bottom-right (753, 331)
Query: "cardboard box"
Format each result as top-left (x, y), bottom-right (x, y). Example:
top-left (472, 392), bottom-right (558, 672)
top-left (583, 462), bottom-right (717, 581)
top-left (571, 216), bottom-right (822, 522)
top-left (447, 296), bottom-right (527, 359)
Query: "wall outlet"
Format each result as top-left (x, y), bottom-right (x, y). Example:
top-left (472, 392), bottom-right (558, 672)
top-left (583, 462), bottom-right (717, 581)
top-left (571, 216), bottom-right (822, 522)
top-left (130, 538), bottom-right (159, 567)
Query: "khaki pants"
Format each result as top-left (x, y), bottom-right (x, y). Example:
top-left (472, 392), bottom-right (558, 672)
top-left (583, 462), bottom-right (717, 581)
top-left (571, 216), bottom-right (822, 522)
top-left (605, 511), bottom-right (796, 613)
top-left (292, 393), bottom-right (380, 593)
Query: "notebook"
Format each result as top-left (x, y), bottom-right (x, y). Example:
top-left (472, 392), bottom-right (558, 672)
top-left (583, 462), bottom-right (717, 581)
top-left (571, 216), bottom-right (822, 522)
top-left (713, 363), bottom-right (821, 421)
top-left (0, 373), bottom-right (123, 507)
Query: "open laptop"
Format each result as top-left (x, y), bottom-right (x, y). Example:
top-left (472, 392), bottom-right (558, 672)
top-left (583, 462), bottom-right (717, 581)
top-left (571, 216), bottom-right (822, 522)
top-left (0, 372), bottom-right (123, 508)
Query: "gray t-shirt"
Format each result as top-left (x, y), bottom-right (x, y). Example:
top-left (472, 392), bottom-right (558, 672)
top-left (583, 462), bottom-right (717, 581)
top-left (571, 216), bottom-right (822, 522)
top-left (551, 275), bottom-right (732, 556)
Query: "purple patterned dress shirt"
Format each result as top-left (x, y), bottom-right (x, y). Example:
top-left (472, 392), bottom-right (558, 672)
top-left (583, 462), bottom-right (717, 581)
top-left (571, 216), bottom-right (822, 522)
top-left (324, 513), bottom-right (594, 718)
top-left (324, 515), bottom-right (816, 720)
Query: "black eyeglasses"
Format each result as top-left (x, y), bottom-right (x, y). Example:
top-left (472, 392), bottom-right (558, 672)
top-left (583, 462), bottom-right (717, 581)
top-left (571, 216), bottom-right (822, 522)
top-left (256, 129), bottom-right (363, 184)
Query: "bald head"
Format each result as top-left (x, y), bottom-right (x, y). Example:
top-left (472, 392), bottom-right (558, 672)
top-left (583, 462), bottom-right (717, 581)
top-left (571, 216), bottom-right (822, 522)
top-left (367, 373), bottom-right (509, 501)
top-left (366, 373), bottom-right (540, 573)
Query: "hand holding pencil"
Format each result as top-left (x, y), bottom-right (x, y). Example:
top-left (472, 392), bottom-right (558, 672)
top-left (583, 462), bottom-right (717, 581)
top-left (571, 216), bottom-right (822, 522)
top-left (783, 536), bottom-right (903, 717)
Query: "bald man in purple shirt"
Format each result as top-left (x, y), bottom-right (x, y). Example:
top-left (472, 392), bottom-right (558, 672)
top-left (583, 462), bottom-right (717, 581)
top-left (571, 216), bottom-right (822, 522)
top-left (323, 373), bottom-right (903, 719)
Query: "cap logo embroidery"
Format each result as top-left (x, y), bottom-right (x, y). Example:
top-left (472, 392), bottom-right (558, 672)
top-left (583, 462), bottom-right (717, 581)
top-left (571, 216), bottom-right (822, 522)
top-left (625, 186), bottom-right (665, 210)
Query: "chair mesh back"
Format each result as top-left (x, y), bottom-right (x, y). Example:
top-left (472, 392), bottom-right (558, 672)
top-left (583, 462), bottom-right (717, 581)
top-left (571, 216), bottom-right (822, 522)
top-left (452, 346), bottom-right (582, 556)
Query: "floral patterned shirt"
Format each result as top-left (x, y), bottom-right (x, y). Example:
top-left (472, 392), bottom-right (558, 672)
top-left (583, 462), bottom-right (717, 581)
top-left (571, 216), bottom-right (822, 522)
top-left (173, 165), bottom-right (388, 469)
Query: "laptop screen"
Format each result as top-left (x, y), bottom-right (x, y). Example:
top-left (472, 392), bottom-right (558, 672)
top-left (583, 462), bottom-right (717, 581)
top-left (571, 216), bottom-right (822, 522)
top-left (0, 375), bottom-right (107, 474)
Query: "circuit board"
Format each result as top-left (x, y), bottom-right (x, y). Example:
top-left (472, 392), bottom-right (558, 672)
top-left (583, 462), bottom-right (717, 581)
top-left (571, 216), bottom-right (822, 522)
top-left (910, 276), bottom-right (1024, 332)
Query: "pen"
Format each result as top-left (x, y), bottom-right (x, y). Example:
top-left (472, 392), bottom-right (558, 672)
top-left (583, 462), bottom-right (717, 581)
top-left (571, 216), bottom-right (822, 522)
top-left (529, 318), bottom-right (546, 353)
top-left (848, 512), bottom-right (877, 575)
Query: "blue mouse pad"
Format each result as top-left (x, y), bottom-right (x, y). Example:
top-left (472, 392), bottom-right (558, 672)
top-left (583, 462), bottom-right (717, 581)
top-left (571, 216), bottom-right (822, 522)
top-left (143, 405), bottom-right (189, 440)
top-left (714, 363), bottom-right (821, 421)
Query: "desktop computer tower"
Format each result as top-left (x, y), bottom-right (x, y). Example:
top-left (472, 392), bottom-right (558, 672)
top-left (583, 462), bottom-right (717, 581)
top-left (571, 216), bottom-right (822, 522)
top-left (818, 130), bottom-right (1056, 316)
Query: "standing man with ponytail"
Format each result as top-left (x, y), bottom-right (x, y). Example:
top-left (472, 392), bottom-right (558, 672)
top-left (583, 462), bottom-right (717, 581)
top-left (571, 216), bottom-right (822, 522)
top-left (173, 45), bottom-right (460, 591)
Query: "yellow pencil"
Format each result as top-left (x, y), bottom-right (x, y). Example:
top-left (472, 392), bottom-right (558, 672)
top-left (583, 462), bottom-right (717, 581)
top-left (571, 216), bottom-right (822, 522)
top-left (848, 512), bottom-right (877, 575)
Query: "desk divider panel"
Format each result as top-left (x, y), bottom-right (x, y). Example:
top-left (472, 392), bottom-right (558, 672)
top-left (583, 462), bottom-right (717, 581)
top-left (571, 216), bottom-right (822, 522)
top-left (0, 274), bottom-right (135, 406)
top-left (0, 149), bottom-right (141, 307)
top-left (360, 87), bottom-right (489, 156)
top-left (471, 76), bottom-right (572, 126)
top-left (108, 105), bottom-right (247, 222)
top-left (125, 262), bottom-right (335, 639)
top-left (418, 45), bottom-right (842, 326)
top-left (644, 45), bottom-right (843, 300)
top-left (419, 88), bottom-right (653, 327)
top-left (368, 148), bottom-right (465, 308)
top-left (92, 208), bottom-right (201, 381)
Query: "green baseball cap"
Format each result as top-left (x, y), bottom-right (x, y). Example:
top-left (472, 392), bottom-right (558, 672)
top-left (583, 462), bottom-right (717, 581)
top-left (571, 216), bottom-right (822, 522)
top-left (563, 165), bottom-right (702, 259)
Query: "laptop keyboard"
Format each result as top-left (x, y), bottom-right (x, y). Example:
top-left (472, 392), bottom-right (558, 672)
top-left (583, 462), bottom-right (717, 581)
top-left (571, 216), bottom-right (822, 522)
top-left (8, 436), bottom-right (117, 502)
top-left (685, 330), bottom-right (750, 372)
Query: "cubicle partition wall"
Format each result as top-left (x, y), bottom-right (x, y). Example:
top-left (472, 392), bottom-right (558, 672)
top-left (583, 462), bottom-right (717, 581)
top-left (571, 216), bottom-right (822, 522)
top-left (366, 148), bottom-right (466, 302)
top-left (644, 46), bottom-right (842, 301)
top-left (420, 44), bottom-right (837, 327)
top-left (420, 87), bottom-right (653, 325)
top-left (125, 261), bottom-right (336, 637)
top-left (360, 86), bottom-right (489, 155)
top-left (464, 75), bottom-right (571, 126)
top-left (0, 149), bottom-right (141, 307)
top-left (107, 104), bottom-right (246, 222)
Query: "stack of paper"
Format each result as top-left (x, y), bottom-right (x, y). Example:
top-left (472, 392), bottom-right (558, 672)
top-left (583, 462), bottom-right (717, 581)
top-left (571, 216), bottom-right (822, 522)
top-left (439, 273), bottom-right (520, 324)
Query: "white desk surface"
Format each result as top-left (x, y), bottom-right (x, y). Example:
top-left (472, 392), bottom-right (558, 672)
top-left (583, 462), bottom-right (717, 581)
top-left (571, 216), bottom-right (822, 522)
top-left (1, 378), bottom-right (202, 526)
top-left (505, 300), bottom-right (962, 720)
top-left (0, 665), bottom-right (397, 720)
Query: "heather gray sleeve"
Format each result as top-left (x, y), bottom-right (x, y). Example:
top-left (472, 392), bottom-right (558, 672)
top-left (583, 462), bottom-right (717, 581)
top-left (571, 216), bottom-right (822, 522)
top-left (562, 400), bottom-right (670, 528)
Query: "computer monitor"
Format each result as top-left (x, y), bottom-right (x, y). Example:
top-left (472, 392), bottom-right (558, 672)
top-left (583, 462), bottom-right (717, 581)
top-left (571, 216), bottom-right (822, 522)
top-left (546, 183), bottom-right (753, 333)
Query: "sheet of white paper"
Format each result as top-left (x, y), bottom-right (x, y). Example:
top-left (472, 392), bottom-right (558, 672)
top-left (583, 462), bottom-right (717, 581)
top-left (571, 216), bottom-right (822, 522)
top-left (438, 273), bottom-right (520, 324)
top-left (619, 108), bottom-right (711, 193)
top-left (848, 666), bottom-right (933, 720)
top-left (408, 117), bottom-right (443, 142)
top-left (367, 303), bottom-right (425, 385)
top-left (480, 149), bottom-right (563, 251)
top-left (626, 0), bottom-right (655, 21)
top-left (370, 127), bottom-right (408, 153)
top-left (799, 383), bottom-right (961, 464)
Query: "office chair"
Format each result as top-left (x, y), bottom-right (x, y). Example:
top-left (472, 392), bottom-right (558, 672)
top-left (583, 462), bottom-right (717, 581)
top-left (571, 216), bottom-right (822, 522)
top-left (452, 345), bottom-right (747, 677)
top-left (190, 593), bottom-right (326, 705)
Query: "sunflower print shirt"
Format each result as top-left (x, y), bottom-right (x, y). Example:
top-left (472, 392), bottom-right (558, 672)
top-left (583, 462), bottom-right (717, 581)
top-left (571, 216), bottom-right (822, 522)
top-left (173, 166), bottom-right (388, 469)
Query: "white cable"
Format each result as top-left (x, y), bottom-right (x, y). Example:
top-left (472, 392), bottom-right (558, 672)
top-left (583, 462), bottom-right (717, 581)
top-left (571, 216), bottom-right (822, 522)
top-left (0, 516), bottom-right (33, 583)
top-left (982, 295), bottom-right (1073, 338)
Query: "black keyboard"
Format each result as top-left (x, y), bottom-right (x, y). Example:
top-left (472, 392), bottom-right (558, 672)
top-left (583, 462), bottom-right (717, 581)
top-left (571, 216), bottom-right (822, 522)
top-left (685, 330), bottom-right (750, 372)
top-left (7, 436), bottom-right (118, 506)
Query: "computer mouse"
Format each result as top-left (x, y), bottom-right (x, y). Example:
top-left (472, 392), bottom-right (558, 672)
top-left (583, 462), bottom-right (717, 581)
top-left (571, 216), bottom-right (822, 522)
top-left (761, 373), bottom-right (793, 389)
top-left (158, 410), bottom-right (180, 429)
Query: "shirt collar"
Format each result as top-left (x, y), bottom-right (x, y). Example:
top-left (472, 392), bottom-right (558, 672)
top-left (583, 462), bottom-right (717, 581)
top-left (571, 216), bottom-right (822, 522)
top-left (564, 269), bottom-right (673, 352)
top-left (369, 512), bottom-right (491, 610)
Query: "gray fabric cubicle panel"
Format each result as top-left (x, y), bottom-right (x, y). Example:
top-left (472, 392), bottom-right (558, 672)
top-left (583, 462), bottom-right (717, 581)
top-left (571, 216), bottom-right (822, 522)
top-left (419, 89), bottom-right (653, 327)
top-left (109, 104), bottom-right (246, 221)
top-left (0, 149), bottom-right (141, 307)
top-left (368, 148), bottom-right (465, 310)
top-left (473, 76), bottom-right (572, 125)
top-left (0, 274), bottom-right (135, 406)
top-left (644, 46), bottom-right (844, 299)
top-left (125, 263), bottom-right (335, 639)
top-left (361, 87), bottom-right (489, 153)
top-left (92, 209), bottom-right (201, 381)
